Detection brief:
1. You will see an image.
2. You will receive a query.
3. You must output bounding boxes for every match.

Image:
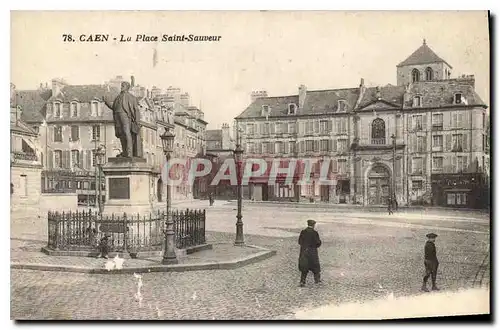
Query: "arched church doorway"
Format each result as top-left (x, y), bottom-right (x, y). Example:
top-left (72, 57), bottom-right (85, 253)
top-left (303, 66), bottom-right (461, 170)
top-left (367, 164), bottom-right (391, 205)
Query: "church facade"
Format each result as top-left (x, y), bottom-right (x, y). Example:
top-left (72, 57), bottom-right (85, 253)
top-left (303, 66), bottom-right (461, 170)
top-left (235, 40), bottom-right (489, 208)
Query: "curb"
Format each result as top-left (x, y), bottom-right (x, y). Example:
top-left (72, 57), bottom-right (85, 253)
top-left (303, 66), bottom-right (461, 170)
top-left (10, 246), bottom-right (277, 274)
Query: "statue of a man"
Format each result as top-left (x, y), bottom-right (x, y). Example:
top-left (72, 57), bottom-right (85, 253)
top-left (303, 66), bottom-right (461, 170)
top-left (103, 81), bottom-right (142, 158)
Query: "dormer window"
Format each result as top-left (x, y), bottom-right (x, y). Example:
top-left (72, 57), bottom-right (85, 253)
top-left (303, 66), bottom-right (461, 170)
top-left (53, 102), bottom-right (62, 118)
top-left (338, 100), bottom-right (347, 112)
top-left (425, 67), bottom-right (433, 81)
top-left (70, 101), bottom-right (78, 117)
top-left (454, 93), bottom-right (463, 104)
top-left (413, 96), bottom-right (422, 107)
top-left (288, 103), bottom-right (296, 115)
top-left (411, 69), bottom-right (420, 83)
top-left (261, 105), bottom-right (270, 116)
top-left (91, 101), bottom-right (99, 116)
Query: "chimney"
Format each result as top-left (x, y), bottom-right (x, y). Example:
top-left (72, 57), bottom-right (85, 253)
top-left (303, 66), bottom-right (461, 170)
top-left (45, 82), bottom-right (48, 89)
top-left (131, 76), bottom-right (135, 87)
top-left (250, 90), bottom-right (268, 103)
top-left (354, 78), bottom-right (366, 109)
top-left (221, 123), bottom-right (231, 149)
top-left (51, 78), bottom-right (66, 98)
top-left (298, 85), bottom-right (307, 109)
top-left (180, 93), bottom-right (190, 107)
top-left (375, 86), bottom-right (381, 100)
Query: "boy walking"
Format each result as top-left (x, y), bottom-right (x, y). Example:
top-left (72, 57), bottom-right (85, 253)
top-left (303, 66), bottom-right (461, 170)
top-left (421, 233), bottom-right (440, 292)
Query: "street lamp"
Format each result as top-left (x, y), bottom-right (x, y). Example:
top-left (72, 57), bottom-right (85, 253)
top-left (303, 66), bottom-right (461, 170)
top-left (95, 145), bottom-right (106, 215)
top-left (234, 125), bottom-right (244, 246)
top-left (160, 128), bottom-right (178, 264)
top-left (391, 134), bottom-right (396, 205)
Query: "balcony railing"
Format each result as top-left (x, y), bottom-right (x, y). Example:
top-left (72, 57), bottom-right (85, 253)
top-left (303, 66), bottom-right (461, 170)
top-left (371, 138), bottom-right (386, 145)
top-left (12, 151), bottom-right (38, 161)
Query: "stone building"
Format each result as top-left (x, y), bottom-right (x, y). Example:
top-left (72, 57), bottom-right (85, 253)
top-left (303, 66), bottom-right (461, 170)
top-left (235, 40), bottom-right (489, 208)
top-left (10, 84), bottom-right (44, 213)
top-left (18, 77), bottom-right (207, 206)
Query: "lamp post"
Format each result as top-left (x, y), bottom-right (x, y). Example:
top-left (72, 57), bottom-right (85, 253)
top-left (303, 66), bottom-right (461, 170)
top-left (234, 125), bottom-right (244, 246)
top-left (95, 145), bottom-right (106, 215)
top-left (391, 134), bottom-right (396, 204)
top-left (161, 129), bottom-right (178, 264)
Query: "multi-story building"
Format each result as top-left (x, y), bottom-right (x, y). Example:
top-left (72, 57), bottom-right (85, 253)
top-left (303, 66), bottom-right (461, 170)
top-left (235, 40), bottom-right (489, 208)
top-left (10, 84), bottom-right (44, 213)
top-left (18, 77), bottom-right (207, 206)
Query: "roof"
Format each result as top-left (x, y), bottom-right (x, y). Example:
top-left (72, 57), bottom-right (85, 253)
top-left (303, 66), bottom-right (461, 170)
top-left (50, 84), bottom-right (120, 102)
top-left (397, 41), bottom-right (452, 68)
top-left (358, 85), bottom-right (406, 108)
top-left (205, 129), bottom-right (222, 141)
top-left (16, 89), bottom-right (52, 123)
top-left (404, 80), bottom-right (486, 108)
top-left (10, 117), bottom-right (38, 136)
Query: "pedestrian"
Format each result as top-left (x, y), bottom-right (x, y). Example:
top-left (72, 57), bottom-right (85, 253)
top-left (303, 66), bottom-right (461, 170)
top-left (387, 197), bottom-right (393, 215)
top-left (298, 219), bottom-right (322, 287)
top-left (96, 234), bottom-right (111, 259)
top-left (421, 233), bottom-right (440, 292)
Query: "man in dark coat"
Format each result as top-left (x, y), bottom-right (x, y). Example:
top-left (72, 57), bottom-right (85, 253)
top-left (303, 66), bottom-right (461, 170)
top-left (298, 219), bottom-right (322, 287)
top-left (103, 81), bottom-right (142, 158)
top-left (421, 233), bottom-right (440, 292)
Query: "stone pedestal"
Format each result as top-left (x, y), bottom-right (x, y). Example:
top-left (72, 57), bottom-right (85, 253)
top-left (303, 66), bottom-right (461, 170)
top-left (102, 157), bottom-right (157, 216)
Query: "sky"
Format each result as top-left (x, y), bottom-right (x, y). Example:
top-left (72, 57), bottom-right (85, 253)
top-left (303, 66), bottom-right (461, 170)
top-left (11, 11), bottom-right (489, 130)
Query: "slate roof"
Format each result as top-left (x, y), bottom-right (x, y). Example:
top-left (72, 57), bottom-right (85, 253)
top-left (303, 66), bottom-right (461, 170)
top-left (50, 84), bottom-right (120, 102)
top-left (302, 88), bottom-right (359, 114)
top-left (205, 129), bottom-right (223, 142)
top-left (404, 80), bottom-right (486, 108)
top-left (397, 42), bottom-right (452, 68)
top-left (16, 89), bottom-right (52, 123)
top-left (10, 115), bottom-right (38, 136)
top-left (358, 85), bottom-right (406, 108)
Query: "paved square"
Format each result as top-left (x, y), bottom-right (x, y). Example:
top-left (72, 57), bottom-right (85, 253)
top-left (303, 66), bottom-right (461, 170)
top-left (11, 203), bottom-right (490, 320)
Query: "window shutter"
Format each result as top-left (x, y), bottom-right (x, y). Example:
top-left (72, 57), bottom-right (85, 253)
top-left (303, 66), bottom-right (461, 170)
top-left (332, 138), bottom-right (337, 152)
top-left (463, 133), bottom-right (468, 152)
top-left (408, 116), bottom-right (413, 132)
top-left (85, 150), bottom-right (92, 169)
top-left (331, 159), bottom-right (338, 173)
top-left (314, 120), bottom-right (320, 134)
top-left (408, 157), bottom-right (412, 174)
top-left (445, 134), bottom-right (452, 151)
top-left (79, 150), bottom-right (84, 168)
top-left (327, 120), bottom-right (333, 133)
top-left (48, 150), bottom-right (53, 169)
top-left (463, 112), bottom-right (469, 129)
top-left (283, 122), bottom-right (288, 134)
top-left (423, 136), bottom-right (427, 152)
top-left (451, 156), bottom-right (457, 172)
top-left (300, 141), bottom-right (305, 152)
top-left (464, 156), bottom-right (468, 172)
top-left (283, 142), bottom-right (289, 154)
top-left (422, 114), bottom-right (427, 131)
top-left (422, 156), bottom-right (427, 174)
top-left (63, 150), bottom-right (69, 169)
top-left (270, 123), bottom-right (275, 134)
top-left (314, 140), bottom-right (319, 152)
top-left (328, 139), bottom-right (332, 151)
top-left (336, 119), bottom-right (341, 134)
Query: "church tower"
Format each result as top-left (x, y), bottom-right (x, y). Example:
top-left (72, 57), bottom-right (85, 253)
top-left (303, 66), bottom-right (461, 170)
top-left (396, 39), bottom-right (453, 86)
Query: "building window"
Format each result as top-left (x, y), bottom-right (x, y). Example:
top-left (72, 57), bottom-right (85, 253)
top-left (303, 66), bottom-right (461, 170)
top-left (454, 93), bottom-right (463, 104)
top-left (91, 101), bottom-right (99, 116)
top-left (456, 156), bottom-right (468, 172)
top-left (247, 123), bottom-right (254, 135)
top-left (425, 67), bottom-right (433, 81)
top-left (320, 120), bottom-right (330, 134)
top-left (288, 122), bottom-right (296, 134)
top-left (70, 102), bottom-right (78, 117)
top-left (262, 123), bottom-right (270, 136)
top-left (447, 193), bottom-right (467, 206)
top-left (432, 114), bottom-right (443, 131)
top-left (371, 118), bottom-right (386, 144)
top-left (413, 96), bottom-right (422, 107)
top-left (452, 134), bottom-right (463, 152)
top-left (290, 141), bottom-right (296, 153)
top-left (412, 180), bottom-right (423, 191)
top-left (261, 105), bottom-right (270, 116)
top-left (432, 135), bottom-right (443, 150)
top-left (92, 125), bottom-right (101, 141)
top-left (336, 118), bottom-right (348, 134)
top-left (412, 157), bottom-right (423, 174)
top-left (275, 141), bottom-right (285, 154)
top-left (338, 160), bottom-right (347, 174)
top-left (412, 69), bottom-right (420, 83)
top-left (71, 149), bottom-right (80, 168)
top-left (247, 142), bottom-right (254, 154)
top-left (432, 157), bottom-right (443, 171)
top-left (306, 140), bottom-right (314, 152)
top-left (337, 100), bottom-right (347, 112)
top-left (417, 136), bottom-right (425, 152)
top-left (320, 139), bottom-right (329, 152)
top-left (70, 125), bottom-right (79, 142)
top-left (337, 139), bottom-right (348, 152)
top-left (288, 103), bottom-right (297, 115)
top-left (53, 102), bottom-right (62, 118)
top-left (305, 121), bottom-right (314, 135)
top-left (54, 150), bottom-right (62, 168)
top-left (53, 125), bottom-right (63, 142)
top-left (413, 115), bottom-right (423, 130)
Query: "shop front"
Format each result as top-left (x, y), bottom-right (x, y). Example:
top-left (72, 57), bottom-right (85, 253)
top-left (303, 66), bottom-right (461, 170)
top-left (431, 173), bottom-right (488, 209)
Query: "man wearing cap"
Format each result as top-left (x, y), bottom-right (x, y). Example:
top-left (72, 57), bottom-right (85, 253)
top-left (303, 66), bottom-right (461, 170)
top-left (298, 219), bottom-right (322, 287)
top-left (422, 233), bottom-right (440, 292)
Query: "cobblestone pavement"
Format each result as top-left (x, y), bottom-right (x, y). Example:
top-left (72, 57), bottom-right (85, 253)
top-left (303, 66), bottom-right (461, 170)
top-left (11, 206), bottom-right (490, 320)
